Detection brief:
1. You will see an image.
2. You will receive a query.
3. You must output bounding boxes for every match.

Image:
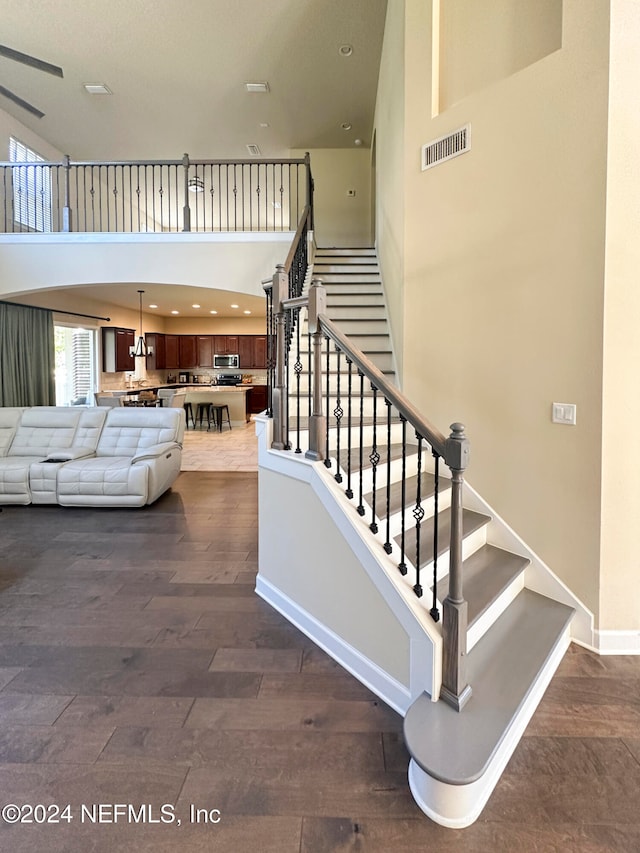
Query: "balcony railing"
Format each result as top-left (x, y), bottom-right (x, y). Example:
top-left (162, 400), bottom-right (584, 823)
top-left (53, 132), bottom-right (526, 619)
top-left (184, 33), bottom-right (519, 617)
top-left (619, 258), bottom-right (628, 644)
top-left (0, 153), bottom-right (312, 235)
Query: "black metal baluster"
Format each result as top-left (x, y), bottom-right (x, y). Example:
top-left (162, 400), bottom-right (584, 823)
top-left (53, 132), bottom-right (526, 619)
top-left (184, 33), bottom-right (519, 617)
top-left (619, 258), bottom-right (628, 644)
top-left (357, 370), bottom-right (365, 516)
top-left (369, 385), bottom-right (380, 532)
top-left (159, 166), bottom-right (164, 232)
top-left (384, 398), bottom-right (393, 553)
top-left (128, 165), bottom-right (133, 232)
top-left (113, 165), bottom-right (119, 232)
top-left (324, 334), bottom-right (331, 468)
top-left (430, 450), bottom-right (441, 622)
top-left (334, 350), bottom-right (343, 483)
top-left (398, 415), bottom-right (408, 575)
top-left (135, 165), bottom-right (140, 232)
top-left (345, 358), bottom-right (353, 499)
top-left (104, 166), bottom-right (109, 232)
top-left (413, 435), bottom-right (425, 598)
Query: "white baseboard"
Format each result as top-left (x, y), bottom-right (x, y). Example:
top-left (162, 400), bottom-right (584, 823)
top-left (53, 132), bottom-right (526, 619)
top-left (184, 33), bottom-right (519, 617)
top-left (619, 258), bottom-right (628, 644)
top-left (592, 629), bottom-right (640, 655)
top-left (255, 574), bottom-right (412, 715)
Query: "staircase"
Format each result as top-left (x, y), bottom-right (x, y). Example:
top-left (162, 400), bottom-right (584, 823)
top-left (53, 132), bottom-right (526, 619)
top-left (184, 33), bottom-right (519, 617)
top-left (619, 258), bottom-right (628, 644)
top-left (259, 244), bottom-right (592, 829)
top-left (312, 246), bottom-right (397, 384)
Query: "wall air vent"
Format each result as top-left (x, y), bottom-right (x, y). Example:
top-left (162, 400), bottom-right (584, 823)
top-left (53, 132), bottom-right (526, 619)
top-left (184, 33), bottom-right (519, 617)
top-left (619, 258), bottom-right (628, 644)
top-left (421, 124), bottom-right (471, 171)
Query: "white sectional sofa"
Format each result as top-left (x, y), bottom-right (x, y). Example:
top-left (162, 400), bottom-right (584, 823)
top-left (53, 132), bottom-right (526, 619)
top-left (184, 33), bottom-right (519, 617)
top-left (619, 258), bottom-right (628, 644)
top-left (0, 406), bottom-right (185, 507)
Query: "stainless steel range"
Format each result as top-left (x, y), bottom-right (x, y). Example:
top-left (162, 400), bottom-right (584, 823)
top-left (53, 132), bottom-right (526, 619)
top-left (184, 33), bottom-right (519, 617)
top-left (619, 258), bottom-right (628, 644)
top-left (216, 373), bottom-right (242, 386)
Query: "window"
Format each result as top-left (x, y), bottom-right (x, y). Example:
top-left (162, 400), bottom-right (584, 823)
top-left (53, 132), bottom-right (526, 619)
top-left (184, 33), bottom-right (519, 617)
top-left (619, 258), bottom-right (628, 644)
top-left (54, 325), bottom-right (98, 406)
top-left (9, 136), bottom-right (52, 232)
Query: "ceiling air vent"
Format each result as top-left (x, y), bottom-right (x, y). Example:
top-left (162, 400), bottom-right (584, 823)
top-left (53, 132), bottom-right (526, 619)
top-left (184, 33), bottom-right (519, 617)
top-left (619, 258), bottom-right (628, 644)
top-left (421, 124), bottom-right (471, 171)
top-left (246, 144), bottom-right (261, 157)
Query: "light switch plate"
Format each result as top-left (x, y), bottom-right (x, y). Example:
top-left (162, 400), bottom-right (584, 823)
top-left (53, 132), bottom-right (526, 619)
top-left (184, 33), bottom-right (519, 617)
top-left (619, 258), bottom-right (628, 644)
top-left (552, 402), bottom-right (577, 425)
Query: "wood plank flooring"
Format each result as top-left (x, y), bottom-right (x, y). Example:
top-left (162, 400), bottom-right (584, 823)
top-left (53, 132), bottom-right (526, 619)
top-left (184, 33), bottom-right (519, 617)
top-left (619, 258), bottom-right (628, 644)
top-left (0, 466), bottom-right (639, 851)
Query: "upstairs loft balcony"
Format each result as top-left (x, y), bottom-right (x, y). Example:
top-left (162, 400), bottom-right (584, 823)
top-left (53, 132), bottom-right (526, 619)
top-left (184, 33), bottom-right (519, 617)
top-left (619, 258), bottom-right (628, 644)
top-left (0, 153), bottom-right (312, 236)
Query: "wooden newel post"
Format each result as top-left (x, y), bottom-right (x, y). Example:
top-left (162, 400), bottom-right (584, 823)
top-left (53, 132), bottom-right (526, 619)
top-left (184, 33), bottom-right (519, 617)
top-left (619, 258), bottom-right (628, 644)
top-left (440, 422), bottom-right (472, 711)
top-left (182, 153), bottom-right (191, 233)
top-left (305, 278), bottom-right (326, 461)
top-left (62, 154), bottom-right (72, 233)
top-left (271, 264), bottom-right (290, 450)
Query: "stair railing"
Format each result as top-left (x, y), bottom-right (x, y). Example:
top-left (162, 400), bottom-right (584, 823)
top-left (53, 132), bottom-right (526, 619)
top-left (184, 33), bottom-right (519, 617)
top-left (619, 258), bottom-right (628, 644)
top-left (265, 276), bottom-right (472, 711)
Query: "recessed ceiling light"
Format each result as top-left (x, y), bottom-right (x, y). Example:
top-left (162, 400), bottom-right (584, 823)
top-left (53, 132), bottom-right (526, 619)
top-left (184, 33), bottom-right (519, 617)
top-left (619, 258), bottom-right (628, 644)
top-left (209, 310), bottom-right (218, 315)
top-left (259, 122), bottom-right (270, 128)
top-left (245, 82), bottom-right (270, 93)
top-left (341, 122), bottom-right (352, 131)
top-left (230, 304), bottom-right (239, 309)
top-left (83, 83), bottom-right (112, 95)
top-left (171, 310), bottom-right (179, 315)
top-left (354, 138), bottom-right (363, 146)
top-left (338, 44), bottom-right (353, 57)
top-left (243, 310), bottom-right (251, 315)
top-left (149, 304), bottom-right (158, 309)
top-left (192, 304), bottom-right (201, 308)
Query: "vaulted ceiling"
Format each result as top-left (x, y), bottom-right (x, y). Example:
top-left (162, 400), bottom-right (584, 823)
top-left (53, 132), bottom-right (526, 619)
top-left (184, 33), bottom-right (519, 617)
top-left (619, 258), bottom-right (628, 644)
top-left (0, 0), bottom-right (388, 161)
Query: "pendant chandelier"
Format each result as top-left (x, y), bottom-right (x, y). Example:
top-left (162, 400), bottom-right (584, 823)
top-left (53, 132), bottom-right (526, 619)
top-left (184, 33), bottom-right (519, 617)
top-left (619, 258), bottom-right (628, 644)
top-left (130, 289), bottom-right (152, 358)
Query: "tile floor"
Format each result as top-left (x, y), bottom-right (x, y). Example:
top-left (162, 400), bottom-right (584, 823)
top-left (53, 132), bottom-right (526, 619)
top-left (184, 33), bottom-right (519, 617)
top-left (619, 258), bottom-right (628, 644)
top-left (180, 419), bottom-right (258, 472)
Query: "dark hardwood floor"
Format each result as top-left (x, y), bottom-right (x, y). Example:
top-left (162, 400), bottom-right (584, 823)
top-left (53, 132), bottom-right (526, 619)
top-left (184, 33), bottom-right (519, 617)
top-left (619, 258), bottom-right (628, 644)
top-left (0, 471), bottom-right (639, 851)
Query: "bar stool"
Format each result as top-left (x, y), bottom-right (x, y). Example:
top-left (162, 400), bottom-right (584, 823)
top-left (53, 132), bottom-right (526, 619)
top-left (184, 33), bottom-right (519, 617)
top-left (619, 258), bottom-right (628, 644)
top-left (195, 402), bottom-right (213, 429)
top-left (183, 402), bottom-right (195, 429)
top-left (210, 404), bottom-right (231, 432)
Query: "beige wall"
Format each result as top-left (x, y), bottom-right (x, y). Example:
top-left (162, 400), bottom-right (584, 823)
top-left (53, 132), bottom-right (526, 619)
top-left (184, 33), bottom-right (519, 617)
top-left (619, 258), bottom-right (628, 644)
top-left (375, 0), bottom-right (612, 622)
top-left (292, 148), bottom-right (372, 247)
top-left (599, 0), bottom-right (640, 629)
top-left (438, 0), bottom-right (563, 112)
top-left (373, 0), bottom-right (406, 379)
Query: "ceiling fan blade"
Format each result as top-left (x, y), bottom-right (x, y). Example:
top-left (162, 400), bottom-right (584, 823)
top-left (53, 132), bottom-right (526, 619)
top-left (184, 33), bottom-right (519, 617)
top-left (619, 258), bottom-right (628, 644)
top-left (0, 85), bottom-right (45, 118)
top-left (0, 44), bottom-right (63, 78)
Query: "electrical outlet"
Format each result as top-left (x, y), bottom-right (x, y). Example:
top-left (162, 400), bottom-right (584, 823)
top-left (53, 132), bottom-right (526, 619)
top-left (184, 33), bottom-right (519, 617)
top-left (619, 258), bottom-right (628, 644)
top-left (552, 402), bottom-right (577, 425)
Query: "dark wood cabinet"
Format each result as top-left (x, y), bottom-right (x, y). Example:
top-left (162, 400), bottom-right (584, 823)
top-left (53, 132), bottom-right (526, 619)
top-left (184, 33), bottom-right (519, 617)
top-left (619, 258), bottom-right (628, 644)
top-left (102, 327), bottom-right (135, 372)
top-left (196, 335), bottom-right (214, 367)
top-left (248, 385), bottom-right (268, 414)
top-left (238, 336), bottom-right (253, 368)
top-left (145, 333), bottom-right (165, 370)
top-left (215, 335), bottom-right (239, 354)
top-left (179, 335), bottom-right (197, 368)
top-left (165, 335), bottom-right (180, 369)
top-left (253, 335), bottom-right (268, 369)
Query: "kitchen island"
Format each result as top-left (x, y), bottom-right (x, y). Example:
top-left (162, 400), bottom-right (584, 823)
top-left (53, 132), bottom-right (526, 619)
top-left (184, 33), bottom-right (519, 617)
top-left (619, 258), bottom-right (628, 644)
top-left (104, 384), bottom-right (255, 425)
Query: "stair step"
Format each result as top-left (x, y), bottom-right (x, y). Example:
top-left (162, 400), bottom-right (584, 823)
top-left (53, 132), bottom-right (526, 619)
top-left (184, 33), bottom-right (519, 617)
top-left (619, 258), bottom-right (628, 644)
top-left (314, 264), bottom-right (379, 274)
top-left (317, 274), bottom-right (382, 284)
top-left (437, 544), bottom-right (529, 628)
top-left (325, 306), bottom-right (388, 319)
top-left (335, 442), bottom-right (407, 475)
top-left (326, 295), bottom-right (386, 307)
top-left (367, 471), bottom-right (452, 517)
top-left (397, 507), bottom-right (490, 569)
top-left (315, 247), bottom-right (376, 256)
top-left (404, 589), bottom-right (574, 786)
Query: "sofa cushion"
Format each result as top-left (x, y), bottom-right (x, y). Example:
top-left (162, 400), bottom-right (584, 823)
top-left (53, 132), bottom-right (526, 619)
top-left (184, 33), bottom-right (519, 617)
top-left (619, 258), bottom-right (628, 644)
top-left (57, 456), bottom-right (148, 507)
top-left (0, 408), bottom-right (25, 457)
top-left (96, 408), bottom-right (184, 457)
top-left (0, 457), bottom-right (33, 504)
top-left (8, 407), bottom-right (82, 457)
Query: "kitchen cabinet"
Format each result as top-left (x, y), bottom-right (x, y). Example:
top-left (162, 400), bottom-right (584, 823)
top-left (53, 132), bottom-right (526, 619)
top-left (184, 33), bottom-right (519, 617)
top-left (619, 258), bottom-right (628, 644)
top-left (179, 335), bottom-right (197, 368)
top-left (214, 335), bottom-right (239, 354)
top-left (238, 336), bottom-right (253, 368)
top-left (102, 327), bottom-right (135, 372)
top-left (248, 385), bottom-right (268, 414)
top-left (165, 335), bottom-right (180, 369)
top-left (196, 335), bottom-right (214, 367)
top-left (145, 333), bottom-right (165, 370)
top-left (253, 335), bottom-right (268, 369)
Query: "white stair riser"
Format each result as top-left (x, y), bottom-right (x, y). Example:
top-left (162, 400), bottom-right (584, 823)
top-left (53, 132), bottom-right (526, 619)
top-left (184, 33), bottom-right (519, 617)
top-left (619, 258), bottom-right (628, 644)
top-left (402, 525), bottom-right (488, 584)
top-left (314, 264), bottom-right (380, 274)
top-left (466, 574), bottom-right (526, 652)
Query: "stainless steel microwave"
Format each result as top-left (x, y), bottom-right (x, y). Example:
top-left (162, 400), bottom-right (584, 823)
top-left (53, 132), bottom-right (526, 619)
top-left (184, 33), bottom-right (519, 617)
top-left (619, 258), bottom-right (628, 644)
top-left (214, 353), bottom-right (239, 369)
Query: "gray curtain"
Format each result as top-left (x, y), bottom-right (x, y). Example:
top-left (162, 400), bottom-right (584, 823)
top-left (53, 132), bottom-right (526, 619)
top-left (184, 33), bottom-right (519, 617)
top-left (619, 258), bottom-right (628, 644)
top-left (0, 302), bottom-right (56, 406)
